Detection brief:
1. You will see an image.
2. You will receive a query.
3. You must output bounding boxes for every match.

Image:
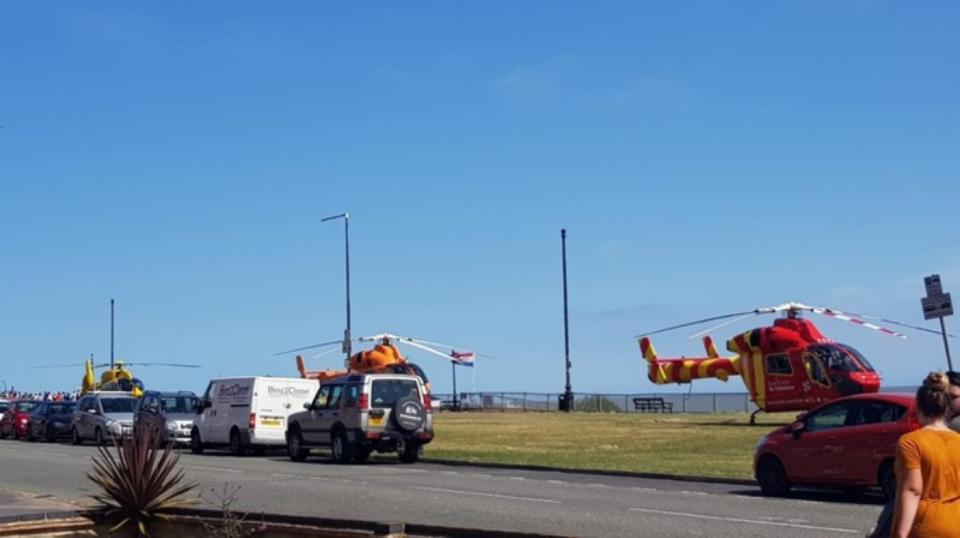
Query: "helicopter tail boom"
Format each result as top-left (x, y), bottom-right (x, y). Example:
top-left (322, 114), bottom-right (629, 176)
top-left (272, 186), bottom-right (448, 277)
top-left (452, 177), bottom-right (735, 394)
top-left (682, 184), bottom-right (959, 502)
top-left (639, 337), bottom-right (741, 384)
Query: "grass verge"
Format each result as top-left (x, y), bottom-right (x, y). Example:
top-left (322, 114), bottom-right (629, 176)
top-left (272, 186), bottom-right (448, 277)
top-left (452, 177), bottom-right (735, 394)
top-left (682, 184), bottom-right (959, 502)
top-left (424, 411), bottom-right (794, 480)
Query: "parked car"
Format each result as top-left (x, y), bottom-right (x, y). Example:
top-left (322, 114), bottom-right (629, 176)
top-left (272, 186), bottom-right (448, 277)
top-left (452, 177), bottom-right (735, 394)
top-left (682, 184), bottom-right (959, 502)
top-left (71, 392), bottom-right (137, 445)
top-left (754, 393), bottom-right (917, 500)
top-left (191, 377), bottom-right (319, 456)
top-left (134, 390), bottom-right (199, 445)
top-left (0, 400), bottom-right (40, 440)
top-left (285, 372), bottom-right (434, 464)
top-left (27, 401), bottom-right (77, 442)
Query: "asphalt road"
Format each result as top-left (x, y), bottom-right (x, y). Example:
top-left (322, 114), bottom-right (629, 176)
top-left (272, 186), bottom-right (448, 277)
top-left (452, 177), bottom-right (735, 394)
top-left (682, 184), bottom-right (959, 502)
top-left (0, 438), bottom-right (883, 537)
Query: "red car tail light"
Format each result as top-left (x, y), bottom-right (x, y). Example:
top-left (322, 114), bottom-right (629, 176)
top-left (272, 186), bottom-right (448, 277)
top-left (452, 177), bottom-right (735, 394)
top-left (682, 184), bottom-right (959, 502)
top-left (248, 413), bottom-right (256, 430)
top-left (365, 431), bottom-right (381, 440)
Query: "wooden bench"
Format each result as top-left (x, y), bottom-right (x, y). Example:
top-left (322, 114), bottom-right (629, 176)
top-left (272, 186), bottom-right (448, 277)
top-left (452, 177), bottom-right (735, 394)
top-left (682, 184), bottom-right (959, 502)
top-left (633, 397), bottom-right (673, 413)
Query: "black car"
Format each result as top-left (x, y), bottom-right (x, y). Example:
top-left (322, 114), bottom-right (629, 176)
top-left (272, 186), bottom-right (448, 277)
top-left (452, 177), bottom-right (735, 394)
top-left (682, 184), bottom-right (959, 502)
top-left (27, 401), bottom-right (77, 442)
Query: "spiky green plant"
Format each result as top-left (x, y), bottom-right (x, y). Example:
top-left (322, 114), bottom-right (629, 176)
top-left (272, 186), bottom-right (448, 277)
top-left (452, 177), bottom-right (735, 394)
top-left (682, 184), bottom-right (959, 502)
top-left (87, 426), bottom-right (197, 536)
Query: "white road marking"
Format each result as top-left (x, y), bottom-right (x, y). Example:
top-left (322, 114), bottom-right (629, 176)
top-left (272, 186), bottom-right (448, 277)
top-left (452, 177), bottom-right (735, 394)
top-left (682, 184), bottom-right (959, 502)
top-left (508, 476), bottom-right (526, 481)
top-left (628, 508), bottom-right (859, 534)
top-left (410, 486), bottom-right (562, 504)
top-left (185, 465), bottom-right (243, 474)
top-left (631, 487), bottom-right (658, 493)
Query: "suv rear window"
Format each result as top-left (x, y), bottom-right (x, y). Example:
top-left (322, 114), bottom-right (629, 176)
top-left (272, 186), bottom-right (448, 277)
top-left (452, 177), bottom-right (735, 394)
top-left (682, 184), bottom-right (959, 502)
top-left (15, 401), bottom-right (37, 413)
top-left (100, 398), bottom-right (136, 413)
top-left (371, 379), bottom-right (420, 409)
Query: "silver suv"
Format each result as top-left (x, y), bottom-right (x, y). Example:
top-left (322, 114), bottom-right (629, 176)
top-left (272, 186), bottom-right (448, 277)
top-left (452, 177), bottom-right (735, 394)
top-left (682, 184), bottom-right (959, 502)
top-left (134, 390), bottom-right (199, 445)
top-left (285, 373), bottom-right (433, 464)
top-left (71, 392), bottom-right (137, 445)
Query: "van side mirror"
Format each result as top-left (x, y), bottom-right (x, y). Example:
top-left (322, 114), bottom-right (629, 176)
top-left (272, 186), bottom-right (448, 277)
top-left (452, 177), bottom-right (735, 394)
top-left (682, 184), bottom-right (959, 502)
top-left (303, 402), bottom-right (312, 410)
top-left (789, 421), bottom-right (805, 439)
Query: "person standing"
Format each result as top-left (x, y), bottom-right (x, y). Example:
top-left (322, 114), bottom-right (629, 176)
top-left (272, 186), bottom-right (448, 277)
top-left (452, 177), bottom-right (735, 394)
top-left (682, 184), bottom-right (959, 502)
top-left (892, 372), bottom-right (960, 538)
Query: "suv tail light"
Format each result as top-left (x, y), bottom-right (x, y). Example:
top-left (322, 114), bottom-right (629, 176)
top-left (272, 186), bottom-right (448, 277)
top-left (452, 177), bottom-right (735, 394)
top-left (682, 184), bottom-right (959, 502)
top-left (248, 413), bottom-right (256, 430)
top-left (358, 393), bottom-right (369, 411)
top-left (421, 392), bottom-right (432, 414)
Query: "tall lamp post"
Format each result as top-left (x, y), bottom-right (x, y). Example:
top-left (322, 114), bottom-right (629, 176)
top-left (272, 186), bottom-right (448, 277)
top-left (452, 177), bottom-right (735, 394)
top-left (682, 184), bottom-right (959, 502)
top-left (322, 213), bottom-right (352, 357)
top-left (561, 229), bottom-right (573, 412)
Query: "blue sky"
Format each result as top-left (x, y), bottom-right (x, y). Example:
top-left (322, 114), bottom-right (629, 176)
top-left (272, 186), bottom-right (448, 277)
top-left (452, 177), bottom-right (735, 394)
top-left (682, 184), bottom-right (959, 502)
top-left (1, 2), bottom-right (958, 396)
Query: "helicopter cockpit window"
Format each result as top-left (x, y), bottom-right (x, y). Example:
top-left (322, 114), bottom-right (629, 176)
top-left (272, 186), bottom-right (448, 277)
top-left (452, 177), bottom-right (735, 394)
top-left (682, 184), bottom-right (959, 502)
top-left (837, 344), bottom-right (876, 372)
top-left (100, 398), bottom-right (136, 414)
top-left (765, 354), bottom-right (792, 375)
top-left (803, 354), bottom-right (831, 387)
top-left (809, 345), bottom-right (860, 373)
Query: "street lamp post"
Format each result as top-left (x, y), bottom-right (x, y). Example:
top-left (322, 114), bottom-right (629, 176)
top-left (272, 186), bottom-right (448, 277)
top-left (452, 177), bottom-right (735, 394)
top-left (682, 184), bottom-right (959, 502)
top-left (561, 229), bottom-right (573, 412)
top-left (322, 213), bottom-right (352, 357)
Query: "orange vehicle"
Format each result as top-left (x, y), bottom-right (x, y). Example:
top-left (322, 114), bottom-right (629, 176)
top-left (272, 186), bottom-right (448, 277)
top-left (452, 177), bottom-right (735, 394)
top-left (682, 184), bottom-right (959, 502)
top-left (638, 302), bottom-right (942, 421)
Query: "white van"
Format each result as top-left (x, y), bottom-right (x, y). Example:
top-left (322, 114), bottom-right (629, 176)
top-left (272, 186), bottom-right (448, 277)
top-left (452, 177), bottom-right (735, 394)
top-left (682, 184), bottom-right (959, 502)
top-left (190, 377), bottom-right (318, 456)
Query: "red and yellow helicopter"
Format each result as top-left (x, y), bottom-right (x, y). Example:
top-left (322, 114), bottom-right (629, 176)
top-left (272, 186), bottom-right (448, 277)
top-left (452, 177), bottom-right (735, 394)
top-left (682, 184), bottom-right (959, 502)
top-left (637, 302), bottom-right (943, 421)
top-left (276, 333), bottom-right (477, 393)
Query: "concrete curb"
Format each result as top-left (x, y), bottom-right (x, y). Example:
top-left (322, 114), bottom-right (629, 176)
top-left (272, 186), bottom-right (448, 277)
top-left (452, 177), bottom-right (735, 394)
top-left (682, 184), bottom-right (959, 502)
top-left (420, 458), bottom-right (757, 486)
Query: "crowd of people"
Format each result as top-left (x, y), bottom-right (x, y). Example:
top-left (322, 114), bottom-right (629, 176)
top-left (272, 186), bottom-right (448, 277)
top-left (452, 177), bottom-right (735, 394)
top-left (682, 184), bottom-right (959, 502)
top-left (0, 388), bottom-right (81, 402)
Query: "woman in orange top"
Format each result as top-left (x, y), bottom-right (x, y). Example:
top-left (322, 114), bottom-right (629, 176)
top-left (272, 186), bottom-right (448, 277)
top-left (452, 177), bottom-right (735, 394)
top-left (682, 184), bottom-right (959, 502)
top-left (892, 371), bottom-right (960, 538)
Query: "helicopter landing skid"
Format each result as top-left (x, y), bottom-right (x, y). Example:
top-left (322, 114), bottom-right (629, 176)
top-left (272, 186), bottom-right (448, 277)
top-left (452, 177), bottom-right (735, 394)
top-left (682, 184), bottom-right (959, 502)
top-left (749, 408), bottom-right (763, 425)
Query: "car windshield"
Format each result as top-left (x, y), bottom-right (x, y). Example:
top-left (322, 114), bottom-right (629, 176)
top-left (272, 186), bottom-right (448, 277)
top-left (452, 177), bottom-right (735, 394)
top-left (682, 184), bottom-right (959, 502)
top-left (371, 379), bottom-right (421, 409)
top-left (0, 404), bottom-right (9, 413)
top-left (160, 396), bottom-right (198, 413)
top-left (100, 398), bottom-right (136, 413)
top-left (15, 401), bottom-right (38, 413)
top-left (837, 344), bottom-right (876, 372)
top-left (808, 345), bottom-right (861, 373)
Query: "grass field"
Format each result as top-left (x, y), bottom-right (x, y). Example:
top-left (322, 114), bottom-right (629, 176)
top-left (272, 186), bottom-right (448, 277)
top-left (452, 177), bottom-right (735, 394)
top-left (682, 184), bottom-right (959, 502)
top-left (423, 411), bottom-right (796, 480)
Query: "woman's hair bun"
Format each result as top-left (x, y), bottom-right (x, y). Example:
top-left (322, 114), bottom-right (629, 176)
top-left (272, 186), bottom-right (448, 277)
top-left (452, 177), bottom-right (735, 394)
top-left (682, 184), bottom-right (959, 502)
top-left (923, 371), bottom-right (949, 392)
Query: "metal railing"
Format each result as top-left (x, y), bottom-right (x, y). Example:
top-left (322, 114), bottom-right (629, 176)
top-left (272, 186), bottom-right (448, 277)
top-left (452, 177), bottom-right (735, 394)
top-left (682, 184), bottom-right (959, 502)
top-left (431, 392), bottom-right (759, 413)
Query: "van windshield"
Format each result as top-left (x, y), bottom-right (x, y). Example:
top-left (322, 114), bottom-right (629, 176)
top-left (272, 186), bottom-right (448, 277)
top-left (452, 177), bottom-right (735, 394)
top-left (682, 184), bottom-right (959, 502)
top-left (371, 379), bottom-right (420, 409)
top-left (160, 396), bottom-right (199, 414)
top-left (100, 398), bottom-right (136, 414)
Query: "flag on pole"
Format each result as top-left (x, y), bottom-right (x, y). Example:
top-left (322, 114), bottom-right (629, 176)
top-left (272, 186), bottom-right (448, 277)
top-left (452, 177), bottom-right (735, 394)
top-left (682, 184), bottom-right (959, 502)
top-left (451, 351), bottom-right (475, 367)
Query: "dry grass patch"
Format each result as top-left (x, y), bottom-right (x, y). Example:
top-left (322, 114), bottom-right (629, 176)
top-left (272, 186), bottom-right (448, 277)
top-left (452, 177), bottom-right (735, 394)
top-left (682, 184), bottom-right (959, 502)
top-left (425, 411), bottom-right (794, 480)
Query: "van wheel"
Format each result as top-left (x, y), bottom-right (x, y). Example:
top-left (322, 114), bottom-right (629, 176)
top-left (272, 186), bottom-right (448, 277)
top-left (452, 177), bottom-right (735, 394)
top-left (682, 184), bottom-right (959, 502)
top-left (879, 461), bottom-right (896, 501)
top-left (94, 427), bottom-right (105, 447)
top-left (71, 428), bottom-right (82, 445)
top-left (399, 443), bottom-right (421, 464)
top-left (287, 430), bottom-right (308, 462)
top-left (757, 456), bottom-right (790, 496)
top-left (331, 431), bottom-right (351, 464)
top-left (190, 428), bottom-right (204, 455)
top-left (229, 429), bottom-right (246, 456)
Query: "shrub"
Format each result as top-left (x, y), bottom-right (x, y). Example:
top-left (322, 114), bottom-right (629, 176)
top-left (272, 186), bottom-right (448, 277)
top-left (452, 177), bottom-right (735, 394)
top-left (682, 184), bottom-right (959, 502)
top-left (574, 395), bottom-right (622, 413)
top-left (87, 427), bottom-right (197, 536)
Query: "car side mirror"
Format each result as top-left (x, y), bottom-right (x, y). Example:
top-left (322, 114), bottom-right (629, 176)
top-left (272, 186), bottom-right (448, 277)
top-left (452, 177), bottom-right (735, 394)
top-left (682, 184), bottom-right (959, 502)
top-left (303, 402), bottom-right (313, 410)
top-left (789, 421), bottom-right (805, 439)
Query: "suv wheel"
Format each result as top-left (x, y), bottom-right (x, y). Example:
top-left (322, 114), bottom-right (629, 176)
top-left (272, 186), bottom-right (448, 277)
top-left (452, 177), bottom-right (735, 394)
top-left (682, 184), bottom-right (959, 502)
top-left (879, 461), bottom-right (896, 501)
top-left (757, 456), bottom-right (790, 497)
top-left (330, 430), bottom-right (351, 464)
top-left (190, 428), bottom-right (204, 455)
top-left (71, 427), bottom-right (82, 445)
top-left (399, 442), bottom-right (421, 464)
top-left (287, 430), bottom-right (308, 462)
top-left (229, 428), bottom-right (246, 456)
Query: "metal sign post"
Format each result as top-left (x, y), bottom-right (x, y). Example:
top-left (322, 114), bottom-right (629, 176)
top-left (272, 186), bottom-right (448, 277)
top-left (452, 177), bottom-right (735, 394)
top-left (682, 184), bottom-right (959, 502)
top-left (922, 274), bottom-right (954, 371)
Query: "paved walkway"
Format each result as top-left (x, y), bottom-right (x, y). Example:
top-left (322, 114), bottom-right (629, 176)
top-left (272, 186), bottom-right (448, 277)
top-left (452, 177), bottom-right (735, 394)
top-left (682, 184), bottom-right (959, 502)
top-left (0, 491), bottom-right (81, 522)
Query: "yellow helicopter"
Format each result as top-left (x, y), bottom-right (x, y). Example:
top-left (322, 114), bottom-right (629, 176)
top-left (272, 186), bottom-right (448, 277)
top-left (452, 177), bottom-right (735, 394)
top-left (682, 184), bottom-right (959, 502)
top-left (38, 357), bottom-right (201, 398)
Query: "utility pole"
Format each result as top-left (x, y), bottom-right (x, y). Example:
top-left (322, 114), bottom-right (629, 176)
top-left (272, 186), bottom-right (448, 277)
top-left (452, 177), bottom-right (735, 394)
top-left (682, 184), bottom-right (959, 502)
top-left (921, 274), bottom-right (954, 371)
top-left (110, 299), bottom-right (115, 369)
top-left (561, 229), bottom-right (573, 412)
top-left (322, 213), bottom-right (352, 357)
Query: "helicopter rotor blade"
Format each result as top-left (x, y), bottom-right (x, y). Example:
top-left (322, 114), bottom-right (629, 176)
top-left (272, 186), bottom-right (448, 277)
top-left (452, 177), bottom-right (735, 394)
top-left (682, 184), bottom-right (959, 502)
top-left (304, 347), bottom-right (343, 361)
top-left (806, 307), bottom-right (926, 339)
top-left (124, 362), bottom-right (202, 368)
top-left (636, 310), bottom-right (759, 338)
top-left (396, 339), bottom-right (465, 363)
top-left (815, 307), bottom-right (953, 338)
top-left (274, 339), bottom-right (348, 356)
top-left (686, 312), bottom-right (758, 340)
top-left (32, 363), bottom-right (85, 370)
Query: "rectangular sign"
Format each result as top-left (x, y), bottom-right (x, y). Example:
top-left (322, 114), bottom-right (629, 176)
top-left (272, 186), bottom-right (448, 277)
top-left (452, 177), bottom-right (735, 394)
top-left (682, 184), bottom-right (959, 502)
top-left (925, 274), bottom-right (944, 297)
top-left (922, 293), bottom-right (953, 320)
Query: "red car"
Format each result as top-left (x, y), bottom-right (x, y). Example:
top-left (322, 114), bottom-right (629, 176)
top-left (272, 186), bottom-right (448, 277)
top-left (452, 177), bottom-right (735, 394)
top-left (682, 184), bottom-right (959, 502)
top-left (754, 393), bottom-right (917, 500)
top-left (0, 400), bottom-right (41, 440)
